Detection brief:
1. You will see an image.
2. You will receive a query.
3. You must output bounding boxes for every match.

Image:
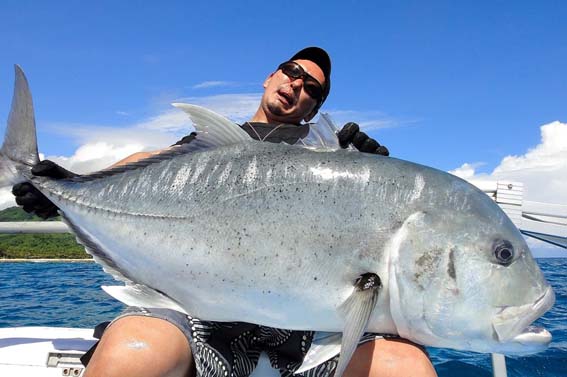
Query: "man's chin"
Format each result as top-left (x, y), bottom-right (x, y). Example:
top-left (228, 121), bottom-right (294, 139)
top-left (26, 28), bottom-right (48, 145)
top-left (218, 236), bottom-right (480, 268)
top-left (268, 100), bottom-right (289, 113)
top-left (266, 104), bottom-right (297, 122)
top-left (266, 97), bottom-right (311, 123)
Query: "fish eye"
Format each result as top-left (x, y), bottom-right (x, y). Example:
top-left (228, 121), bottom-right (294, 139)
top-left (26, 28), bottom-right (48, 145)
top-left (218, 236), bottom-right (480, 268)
top-left (494, 240), bottom-right (514, 265)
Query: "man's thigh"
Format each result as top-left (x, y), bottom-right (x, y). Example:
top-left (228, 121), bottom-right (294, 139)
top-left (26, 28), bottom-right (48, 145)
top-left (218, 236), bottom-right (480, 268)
top-left (84, 315), bottom-right (194, 377)
top-left (345, 338), bottom-right (437, 377)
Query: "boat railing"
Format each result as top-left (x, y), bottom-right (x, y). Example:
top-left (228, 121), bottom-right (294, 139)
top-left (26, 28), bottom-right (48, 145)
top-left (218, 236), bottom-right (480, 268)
top-left (0, 221), bottom-right (69, 234)
top-left (471, 180), bottom-right (567, 249)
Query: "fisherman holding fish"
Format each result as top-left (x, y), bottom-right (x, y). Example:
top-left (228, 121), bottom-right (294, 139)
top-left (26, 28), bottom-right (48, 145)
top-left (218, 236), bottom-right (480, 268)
top-left (13, 47), bottom-right (437, 377)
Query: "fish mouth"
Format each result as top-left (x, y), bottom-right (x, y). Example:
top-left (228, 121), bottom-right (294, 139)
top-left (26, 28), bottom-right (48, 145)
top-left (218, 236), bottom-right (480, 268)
top-left (492, 286), bottom-right (555, 350)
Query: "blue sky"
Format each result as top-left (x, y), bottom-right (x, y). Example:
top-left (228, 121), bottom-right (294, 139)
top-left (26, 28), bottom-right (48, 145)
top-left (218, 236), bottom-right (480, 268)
top-left (0, 1), bottom-right (565, 256)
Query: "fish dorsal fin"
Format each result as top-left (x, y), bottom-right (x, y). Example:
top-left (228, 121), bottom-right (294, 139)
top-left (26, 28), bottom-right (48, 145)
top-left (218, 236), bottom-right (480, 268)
top-left (102, 285), bottom-right (188, 314)
top-left (172, 103), bottom-right (251, 147)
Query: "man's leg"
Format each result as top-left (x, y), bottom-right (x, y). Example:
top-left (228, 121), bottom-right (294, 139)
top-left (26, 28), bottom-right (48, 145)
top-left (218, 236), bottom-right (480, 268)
top-left (344, 338), bottom-right (437, 377)
top-left (84, 316), bottom-right (195, 377)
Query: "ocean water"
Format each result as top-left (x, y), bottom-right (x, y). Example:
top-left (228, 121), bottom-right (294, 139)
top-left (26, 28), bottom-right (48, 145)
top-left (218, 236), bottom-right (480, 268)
top-left (0, 258), bottom-right (565, 376)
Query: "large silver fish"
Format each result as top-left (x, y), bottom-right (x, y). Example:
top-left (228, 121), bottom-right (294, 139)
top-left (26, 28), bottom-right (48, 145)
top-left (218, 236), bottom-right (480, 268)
top-left (1, 66), bottom-right (555, 376)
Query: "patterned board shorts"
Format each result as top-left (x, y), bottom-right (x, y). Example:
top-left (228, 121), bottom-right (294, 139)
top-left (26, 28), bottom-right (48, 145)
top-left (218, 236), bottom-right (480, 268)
top-left (104, 307), bottom-right (392, 377)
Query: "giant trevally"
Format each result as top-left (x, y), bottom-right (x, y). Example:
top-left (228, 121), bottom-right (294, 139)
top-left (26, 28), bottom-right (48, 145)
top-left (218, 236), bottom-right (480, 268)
top-left (0, 66), bottom-right (555, 376)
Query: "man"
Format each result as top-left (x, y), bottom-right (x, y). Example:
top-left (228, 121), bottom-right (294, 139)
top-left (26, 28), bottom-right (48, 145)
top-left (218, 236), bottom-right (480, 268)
top-left (13, 47), bottom-right (436, 377)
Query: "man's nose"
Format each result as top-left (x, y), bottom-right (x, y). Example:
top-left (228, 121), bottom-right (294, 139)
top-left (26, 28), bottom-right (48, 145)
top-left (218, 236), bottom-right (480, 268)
top-left (289, 77), bottom-right (304, 90)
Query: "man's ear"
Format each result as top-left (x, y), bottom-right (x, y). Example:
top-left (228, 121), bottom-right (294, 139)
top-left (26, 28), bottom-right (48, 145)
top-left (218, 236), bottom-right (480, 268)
top-left (263, 73), bottom-right (275, 89)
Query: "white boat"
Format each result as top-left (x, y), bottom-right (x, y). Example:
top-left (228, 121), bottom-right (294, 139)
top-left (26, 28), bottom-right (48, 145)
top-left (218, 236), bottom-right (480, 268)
top-left (0, 327), bottom-right (95, 376)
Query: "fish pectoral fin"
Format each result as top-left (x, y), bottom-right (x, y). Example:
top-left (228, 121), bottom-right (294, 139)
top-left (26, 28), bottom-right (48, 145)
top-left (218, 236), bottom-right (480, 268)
top-left (335, 273), bottom-right (381, 377)
top-left (102, 285), bottom-right (188, 314)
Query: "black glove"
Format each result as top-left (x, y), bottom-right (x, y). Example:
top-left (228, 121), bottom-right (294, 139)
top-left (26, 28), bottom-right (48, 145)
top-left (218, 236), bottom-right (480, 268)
top-left (12, 160), bottom-right (78, 219)
top-left (337, 122), bottom-right (389, 156)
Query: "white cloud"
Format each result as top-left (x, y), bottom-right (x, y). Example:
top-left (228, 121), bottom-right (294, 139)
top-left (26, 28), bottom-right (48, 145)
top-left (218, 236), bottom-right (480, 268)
top-left (192, 81), bottom-right (235, 89)
top-left (45, 122), bottom-right (183, 174)
top-left (47, 142), bottom-right (148, 174)
top-left (448, 162), bottom-right (485, 180)
top-left (494, 121), bottom-right (566, 174)
top-left (451, 121), bottom-right (567, 254)
top-left (324, 109), bottom-right (410, 131)
top-left (451, 121), bottom-right (567, 205)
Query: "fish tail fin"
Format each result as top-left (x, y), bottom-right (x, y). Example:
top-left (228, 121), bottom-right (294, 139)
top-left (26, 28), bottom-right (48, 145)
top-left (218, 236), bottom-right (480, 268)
top-left (0, 65), bottom-right (39, 187)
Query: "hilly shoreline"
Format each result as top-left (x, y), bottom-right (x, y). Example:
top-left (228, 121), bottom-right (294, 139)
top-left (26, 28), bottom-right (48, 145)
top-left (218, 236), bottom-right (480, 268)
top-left (0, 207), bottom-right (91, 260)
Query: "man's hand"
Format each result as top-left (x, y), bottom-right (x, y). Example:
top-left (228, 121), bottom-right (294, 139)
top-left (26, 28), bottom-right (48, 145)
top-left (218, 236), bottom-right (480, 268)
top-left (12, 160), bottom-right (78, 219)
top-left (337, 122), bottom-right (389, 156)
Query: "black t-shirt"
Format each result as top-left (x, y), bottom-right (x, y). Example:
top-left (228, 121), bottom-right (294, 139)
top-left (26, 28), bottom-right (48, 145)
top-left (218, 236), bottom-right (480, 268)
top-left (173, 122), bottom-right (310, 147)
top-left (240, 122), bottom-right (310, 145)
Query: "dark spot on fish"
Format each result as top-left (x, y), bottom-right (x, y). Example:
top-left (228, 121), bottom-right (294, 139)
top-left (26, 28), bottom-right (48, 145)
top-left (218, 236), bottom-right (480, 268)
top-left (313, 276), bottom-right (318, 281)
top-left (416, 254), bottom-right (429, 267)
top-left (448, 248), bottom-right (456, 280)
top-left (414, 249), bottom-right (443, 290)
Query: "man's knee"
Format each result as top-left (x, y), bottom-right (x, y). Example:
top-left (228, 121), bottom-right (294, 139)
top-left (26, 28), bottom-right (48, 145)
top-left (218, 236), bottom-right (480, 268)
top-left (345, 338), bottom-right (437, 377)
top-left (84, 315), bottom-right (194, 377)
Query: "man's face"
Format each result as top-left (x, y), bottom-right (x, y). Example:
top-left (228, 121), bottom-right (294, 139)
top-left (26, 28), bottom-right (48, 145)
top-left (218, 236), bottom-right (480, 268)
top-left (260, 59), bottom-right (325, 124)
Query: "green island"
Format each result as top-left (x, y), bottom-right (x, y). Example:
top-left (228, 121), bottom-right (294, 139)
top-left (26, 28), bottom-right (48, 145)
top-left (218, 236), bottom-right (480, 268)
top-left (0, 207), bottom-right (90, 259)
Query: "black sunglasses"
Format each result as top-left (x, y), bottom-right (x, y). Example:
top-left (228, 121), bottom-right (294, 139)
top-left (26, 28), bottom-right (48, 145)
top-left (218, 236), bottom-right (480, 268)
top-left (277, 61), bottom-right (324, 102)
